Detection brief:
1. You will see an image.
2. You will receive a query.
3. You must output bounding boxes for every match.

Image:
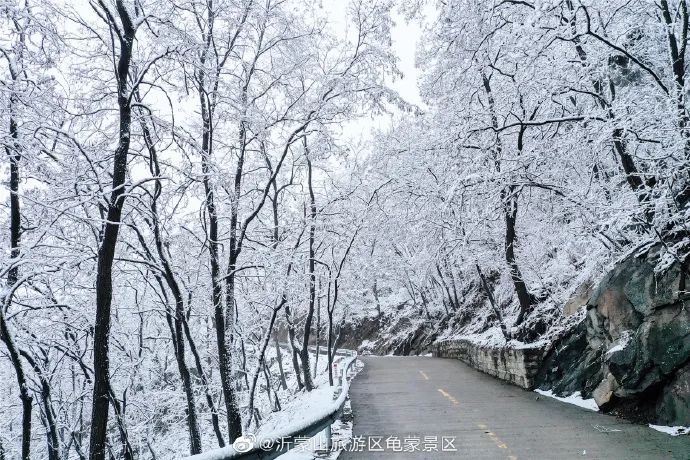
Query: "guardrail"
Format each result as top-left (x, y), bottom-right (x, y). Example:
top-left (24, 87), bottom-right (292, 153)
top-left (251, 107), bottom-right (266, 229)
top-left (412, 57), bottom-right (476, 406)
top-left (183, 349), bottom-right (358, 460)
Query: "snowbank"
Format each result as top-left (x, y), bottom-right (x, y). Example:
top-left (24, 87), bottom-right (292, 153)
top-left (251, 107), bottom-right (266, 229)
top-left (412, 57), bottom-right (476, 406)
top-left (534, 389), bottom-right (599, 411)
top-left (184, 355), bottom-right (358, 460)
top-left (648, 424), bottom-right (690, 436)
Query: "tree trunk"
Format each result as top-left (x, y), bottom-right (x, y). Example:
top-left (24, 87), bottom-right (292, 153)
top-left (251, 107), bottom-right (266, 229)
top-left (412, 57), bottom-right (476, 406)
top-left (89, 6), bottom-right (136, 458)
top-left (482, 72), bottom-right (532, 326)
top-left (273, 335), bottom-right (288, 390)
top-left (327, 305), bottom-right (335, 386)
top-left (245, 304), bottom-right (281, 431)
top-left (137, 90), bottom-right (202, 455)
top-left (198, 60), bottom-right (242, 444)
top-left (182, 318), bottom-right (225, 447)
top-left (284, 305), bottom-right (304, 390)
top-left (300, 147), bottom-right (316, 390)
top-left (2, 59), bottom-right (32, 460)
top-left (435, 263), bottom-right (456, 312)
top-left (444, 259), bottom-right (461, 310)
top-left (0, 307), bottom-right (32, 460)
top-left (21, 350), bottom-right (60, 460)
top-left (502, 186), bottom-right (532, 325)
top-left (6, 96), bottom-right (20, 290)
top-left (314, 283), bottom-right (321, 379)
top-left (225, 87), bottom-right (248, 351)
top-left (372, 279), bottom-right (382, 317)
top-left (475, 264), bottom-right (509, 340)
top-left (262, 362), bottom-right (281, 411)
top-left (659, 0), bottom-right (690, 205)
top-left (107, 390), bottom-right (133, 460)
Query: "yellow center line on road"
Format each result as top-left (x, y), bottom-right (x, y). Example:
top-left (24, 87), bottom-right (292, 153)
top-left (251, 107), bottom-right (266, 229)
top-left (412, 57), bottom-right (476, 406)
top-left (419, 370), bottom-right (429, 380)
top-left (478, 422), bottom-right (516, 458)
top-left (437, 388), bottom-right (460, 405)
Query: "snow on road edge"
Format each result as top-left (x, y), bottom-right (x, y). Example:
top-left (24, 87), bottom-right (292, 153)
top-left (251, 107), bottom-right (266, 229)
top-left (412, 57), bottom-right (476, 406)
top-left (648, 425), bottom-right (690, 436)
top-left (534, 389), bottom-right (599, 411)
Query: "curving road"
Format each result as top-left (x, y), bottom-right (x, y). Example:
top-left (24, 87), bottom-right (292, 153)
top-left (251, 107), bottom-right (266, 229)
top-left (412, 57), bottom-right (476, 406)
top-left (340, 356), bottom-right (690, 460)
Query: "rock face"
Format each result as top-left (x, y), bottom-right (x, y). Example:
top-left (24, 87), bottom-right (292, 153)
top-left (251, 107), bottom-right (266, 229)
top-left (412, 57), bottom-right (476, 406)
top-left (536, 244), bottom-right (690, 426)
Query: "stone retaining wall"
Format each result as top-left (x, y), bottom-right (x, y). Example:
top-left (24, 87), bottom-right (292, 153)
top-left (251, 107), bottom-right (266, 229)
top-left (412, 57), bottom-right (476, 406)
top-left (433, 340), bottom-right (545, 389)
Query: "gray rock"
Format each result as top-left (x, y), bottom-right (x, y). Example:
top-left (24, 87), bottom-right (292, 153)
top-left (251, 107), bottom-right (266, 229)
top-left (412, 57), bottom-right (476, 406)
top-left (563, 282), bottom-right (593, 317)
top-left (592, 372), bottom-right (619, 410)
top-left (536, 243), bottom-right (690, 426)
top-left (656, 363), bottom-right (690, 425)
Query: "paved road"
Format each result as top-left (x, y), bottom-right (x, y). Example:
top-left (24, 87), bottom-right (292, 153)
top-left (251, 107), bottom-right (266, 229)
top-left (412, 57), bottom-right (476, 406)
top-left (340, 356), bottom-right (690, 460)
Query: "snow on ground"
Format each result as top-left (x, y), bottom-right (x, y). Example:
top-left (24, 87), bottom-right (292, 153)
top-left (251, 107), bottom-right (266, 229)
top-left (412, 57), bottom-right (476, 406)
top-left (534, 389), bottom-right (599, 411)
top-left (451, 327), bottom-right (507, 347)
top-left (252, 356), bottom-right (361, 459)
top-left (648, 425), bottom-right (690, 436)
top-left (447, 327), bottom-right (548, 350)
top-left (256, 386), bottom-right (335, 438)
top-left (186, 352), bottom-right (359, 460)
top-left (358, 339), bottom-right (375, 354)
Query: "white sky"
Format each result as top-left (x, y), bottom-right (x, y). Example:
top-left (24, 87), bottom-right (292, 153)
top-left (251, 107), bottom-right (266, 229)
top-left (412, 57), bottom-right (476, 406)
top-left (318, 1), bottom-right (428, 150)
top-left (321, 1), bottom-right (425, 107)
top-left (388, 11), bottom-right (425, 107)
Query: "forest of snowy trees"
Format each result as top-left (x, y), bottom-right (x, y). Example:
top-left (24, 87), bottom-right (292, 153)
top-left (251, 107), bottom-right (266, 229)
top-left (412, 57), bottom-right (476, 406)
top-left (2, 0), bottom-right (690, 458)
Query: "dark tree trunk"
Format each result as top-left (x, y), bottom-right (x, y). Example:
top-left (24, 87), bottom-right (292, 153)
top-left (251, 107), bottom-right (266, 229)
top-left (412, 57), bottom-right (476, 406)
top-left (89, 5), bottom-right (136, 459)
top-left (182, 318), bottom-right (225, 447)
top-left (225, 88), bottom-right (248, 350)
top-left (482, 73), bottom-right (532, 327)
top-left (284, 305), bottom-right (304, 390)
top-left (107, 390), bottom-right (133, 460)
top-left (327, 306), bottom-right (335, 386)
top-left (659, 0), bottom-right (690, 205)
top-left (445, 260), bottom-right (462, 310)
top-left (21, 351), bottom-right (60, 460)
top-left (6, 101), bottom-right (20, 288)
top-left (273, 335), bottom-right (288, 390)
top-left (435, 263), bottom-right (456, 312)
top-left (372, 279), bottom-right (382, 317)
top-left (502, 186), bottom-right (532, 325)
top-left (300, 147), bottom-right (316, 390)
top-left (245, 303), bottom-right (281, 430)
top-left (0, 308), bottom-right (32, 460)
top-left (475, 264), bottom-right (509, 340)
top-left (327, 278), bottom-right (339, 386)
top-left (198, 63), bottom-right (242, 445)
top-left (136, 90), bottom-right (203, 455)
top-left (262, 362), bottom-right (281, 411)
top-left (170, 302), bottom-right (202, 454)
top-left (193, 0), bottom-right (251, 443)
top-left (201, 128), bottom-right (242, 441)
top-left (2, 61), bottom-right (32, 460)
top-left (313, 284), bottom-right (321, 379)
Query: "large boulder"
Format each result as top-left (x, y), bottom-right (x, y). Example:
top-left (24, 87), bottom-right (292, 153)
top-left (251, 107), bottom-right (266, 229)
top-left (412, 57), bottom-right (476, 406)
top-left (656, 363), bottom-right (690, 425)
top-left (537, 244), bottom-right (690, 426)
top-left (536, 319), bottom-right (604, 396)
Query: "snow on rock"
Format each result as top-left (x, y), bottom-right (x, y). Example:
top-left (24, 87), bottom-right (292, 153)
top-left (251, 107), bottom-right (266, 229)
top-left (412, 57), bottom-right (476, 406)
top-left (648, 424), bottom-right (690, 436)
top-left (534, 389), bottom-right (599, 411)
top-left (605, 330), bottom-right (632, 356)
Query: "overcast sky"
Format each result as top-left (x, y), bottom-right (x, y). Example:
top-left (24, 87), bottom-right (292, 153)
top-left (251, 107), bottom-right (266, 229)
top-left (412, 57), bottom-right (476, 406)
top-left (322, 1), bottom-right (425, 106)
top-left (316, 1), bottom-right (428, 150)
